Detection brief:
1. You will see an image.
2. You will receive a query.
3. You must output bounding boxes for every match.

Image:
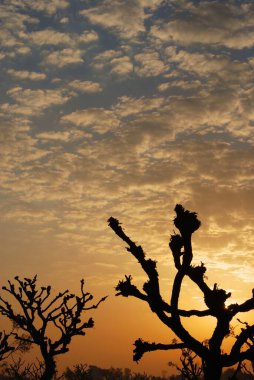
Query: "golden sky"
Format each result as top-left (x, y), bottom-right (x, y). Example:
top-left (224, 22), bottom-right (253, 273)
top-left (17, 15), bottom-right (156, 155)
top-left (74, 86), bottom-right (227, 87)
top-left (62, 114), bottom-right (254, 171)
top-left (1, 0), bottom-right (254, 376)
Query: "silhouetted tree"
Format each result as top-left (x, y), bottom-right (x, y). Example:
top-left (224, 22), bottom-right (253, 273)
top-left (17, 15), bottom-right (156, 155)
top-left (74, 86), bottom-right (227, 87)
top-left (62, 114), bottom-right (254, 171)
top-left (0, 332), bottom-right (14, 361)
top-left (168, 345), bottom-right (202, 379)
top-left (63, 363), bottom-right (90, 380)
top-left (0, 276), bottom-right (106, 380)
top-left (0, 357), bottom-right (42, 380)
top-left (237, 359), bottom-right (254, 379)
top-left (108, 204), bottom-right (254, 380)
top-left (63, 364), bottom-right (169, 380)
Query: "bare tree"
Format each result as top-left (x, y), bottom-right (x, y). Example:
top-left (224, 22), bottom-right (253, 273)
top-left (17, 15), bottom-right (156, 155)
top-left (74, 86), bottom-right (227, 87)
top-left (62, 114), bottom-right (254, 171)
top-left (63, 363), bottom-right (90, 380)
top-left (0, 356), bottom-right (64, 380)
top-left (0, 276), bottom-right (107, 380)
top-left (108, 204), bottom-right (254, 380)
top-left (168, 345), bottom-right (202, 379)
top-left (0, 332), bottom-right (14, 362)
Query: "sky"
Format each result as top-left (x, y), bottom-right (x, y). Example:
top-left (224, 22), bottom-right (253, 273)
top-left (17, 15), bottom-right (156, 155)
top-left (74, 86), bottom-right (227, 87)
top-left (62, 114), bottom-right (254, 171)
top-left (1, 0), bottom-right (254, 376)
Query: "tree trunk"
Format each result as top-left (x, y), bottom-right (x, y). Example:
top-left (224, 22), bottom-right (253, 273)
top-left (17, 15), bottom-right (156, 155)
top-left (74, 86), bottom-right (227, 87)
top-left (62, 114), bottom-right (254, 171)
top-left (41, 357), bottom-right (56, 380)
top-left (203, 360), bottom-right (222, 380)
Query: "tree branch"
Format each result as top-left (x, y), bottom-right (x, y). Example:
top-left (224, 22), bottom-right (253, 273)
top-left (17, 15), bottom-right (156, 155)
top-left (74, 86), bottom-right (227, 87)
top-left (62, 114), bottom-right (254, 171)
top-left (133, 338), bottom-right (186, 362)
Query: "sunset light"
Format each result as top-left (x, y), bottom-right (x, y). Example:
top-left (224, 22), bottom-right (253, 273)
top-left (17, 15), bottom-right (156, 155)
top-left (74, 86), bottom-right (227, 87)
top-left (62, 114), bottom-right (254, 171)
top-left (1, 1), bottom-right (254, 379)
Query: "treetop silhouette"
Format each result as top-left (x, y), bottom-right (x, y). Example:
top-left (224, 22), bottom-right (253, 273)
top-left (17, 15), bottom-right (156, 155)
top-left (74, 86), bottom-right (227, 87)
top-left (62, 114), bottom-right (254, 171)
top-left (0, 276), bottom-right (107, 380)
top-left (108, 204), bottom-right (254, 380)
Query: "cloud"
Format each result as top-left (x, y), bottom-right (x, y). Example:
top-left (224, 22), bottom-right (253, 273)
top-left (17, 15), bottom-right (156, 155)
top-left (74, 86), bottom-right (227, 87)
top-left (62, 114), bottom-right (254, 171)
top-left (94, 262), bottom-right (118, 269)
top-left (0, 3), bottom-right (38, 33)
top-left (0, 30), bottom-right (21, 48)
top-left (16, 46), bottom-right (31, 55)
top-left (68, 80), bottom-right (102, 93)
top-left (5, 87), bottom-right (71, 115)
top-left (110, 56), bottom-right (133, 76)
top-left (78, 30), bottom-right (99, 44)
top-left (7, 69), bottom-right (46, 81)
top-left (29, 29), bottom-right (72, 46)
top-left (5, 207), bottom-right (58, 224)
top-left (1, 0), bottom-right (254, 324)
top-left (28, 28), bottom-right (98, 47)
top-left (43, 48), bottom-right (84, 67)
top-left (94, 50), bottom-right (120, 62)
top-left (114, 96), bottom-right (165, 117)
top-left (8, 0), bottom-right (69, 16)
top-left (92, 49), bottom-right (133, 76)
top-left (80, 0), bottom-right (161, 39)
top-left (134, 49), bottom-right (168, 77)
top-left (0, 3), bottom-right (38, 54)
top-left (157, 79), bottom-right (201, 92)
top-left (37, 131), bottom-right (71, 142)
top-left (61, 108), bottom-right (119, 134)
top-left (151, 1), bottom-right (254, 49)
top-left (165, 47), bottom-right (251, 83)
top-left (59, 17), bottom-right (69, 24)
top-left (0, 53), bottom-right (7, 60)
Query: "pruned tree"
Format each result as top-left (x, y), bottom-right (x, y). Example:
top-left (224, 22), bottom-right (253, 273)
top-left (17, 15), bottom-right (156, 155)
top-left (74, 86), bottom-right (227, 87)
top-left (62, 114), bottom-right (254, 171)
top-left (108, 204), bottom-right (254, 380)
top-left (0, 276), bottom-right (107, 380)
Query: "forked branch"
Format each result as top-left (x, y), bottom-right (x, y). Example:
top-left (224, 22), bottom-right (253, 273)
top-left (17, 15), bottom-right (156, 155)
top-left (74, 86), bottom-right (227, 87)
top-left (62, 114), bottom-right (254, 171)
top-left (108, 204), bottom-right (254, 380)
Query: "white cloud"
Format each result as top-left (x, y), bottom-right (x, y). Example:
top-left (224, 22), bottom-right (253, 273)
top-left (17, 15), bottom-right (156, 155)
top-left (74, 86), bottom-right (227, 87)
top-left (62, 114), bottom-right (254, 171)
top-left (110, 56), bottom-right (133, 76)
top-left (151, 1), bottom-right (254, 49)
top-left (92, 49), bottom-right (133, 76)
top-left (114, 96), bottom-right (165, 117)
top-left (16, 46), bottom-right (31, 55)
top-left (29, 29), bottom-right (72, 46)
top-left (43, 48), bottom-right (84, 67)
top-left (8, 0), bottom-right (69, 16)
top-left (61, 108), bottom-right (119, 134)
top-left (158, 79), bottom-right (201, 92)
top-left (94, 50), bottom-right (120, 62)
top-left (78, 30), bottom-right (99, 44)
top-left (80, 0), bottom-right (161, 39)
top-left (59, 17), bottom-right (69, 24)
top-left (68, 80), bottom-right (102, 93)
top-left (26, 28), bottom-right (99, 51)
top-left (165, 47), bottom-right (250, 83)
top-left (0, 4), bottom-right (38, 32)
top-left (0, 30), bottom-right (21, 48)
top-left (134, 49), bottom-right (168, 77)
top-left (5, 87), bottom-right (71, 115)
top-left (0, 3), bottom-right (38, 53)
top-left (37, 131), bottom-right (71, 142)
top-left (7, 69), bottom-right (46, 81)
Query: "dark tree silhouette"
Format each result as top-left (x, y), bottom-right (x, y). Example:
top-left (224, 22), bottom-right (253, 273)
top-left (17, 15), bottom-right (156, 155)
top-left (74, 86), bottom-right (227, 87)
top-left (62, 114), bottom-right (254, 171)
top-left (168, 345), bottom-right (202, 379)
top-left (0, 357), bottom-right (45, 380)
top-left (63, 363), bottom-right (169, 380)
top-left (108, 204), bottom-right (254, 380)
top-left (0, 332), bottom-right (14, 361)
top-left (0, 276), bottom-right (107, 380)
